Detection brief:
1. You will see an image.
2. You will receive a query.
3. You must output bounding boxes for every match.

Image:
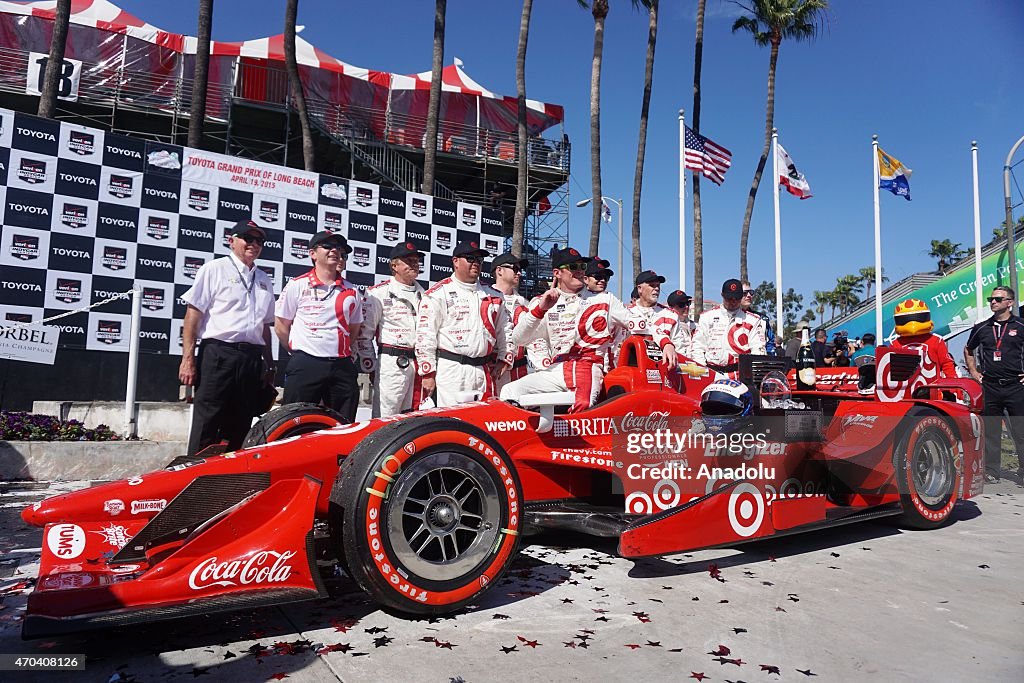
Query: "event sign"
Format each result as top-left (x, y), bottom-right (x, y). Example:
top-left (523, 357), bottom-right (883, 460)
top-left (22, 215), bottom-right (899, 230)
top-left (0, 108), bottom-right (504, 356)
top-left (0, 321), bottom-right (60, 365)
top-left (838, 241), bottom-right (1024, 341)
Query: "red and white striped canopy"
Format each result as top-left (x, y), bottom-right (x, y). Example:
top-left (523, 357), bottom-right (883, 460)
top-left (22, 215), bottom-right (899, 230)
top-left (0, 0), bottom-right (183, 48)
top-left (207, 33), bottom-right (380, 81)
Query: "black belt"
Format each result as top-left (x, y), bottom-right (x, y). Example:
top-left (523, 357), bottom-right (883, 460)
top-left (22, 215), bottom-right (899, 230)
top-left (292, 349), bottom-right (352, 362)
top-left (708, 362), bottom-right (738, 373)
top-left (381, 345), bottom-right (415, 359)
top-left (512, 356), bottom-right (528, 369)
top-left (438, 349), bottom-right (492, 367)
top-left (984, 377), bottom-right (1021, 387)
top-left (203, 338), bottom-right (265, 354)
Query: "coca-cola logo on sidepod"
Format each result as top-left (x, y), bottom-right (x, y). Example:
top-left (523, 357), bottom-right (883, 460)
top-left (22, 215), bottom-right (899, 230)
top-left (188, 550), bottom-right (296, 590)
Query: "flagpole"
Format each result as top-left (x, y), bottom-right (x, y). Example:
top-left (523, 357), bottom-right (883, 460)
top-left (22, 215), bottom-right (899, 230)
top-left (771, 129), bottom-right (783, 343)
top-left (972, 141), bottom-right (984, 321)
top-left (872, 135), bottom-right (883, 341)
top-left (678, 109), bottom-right (686, 292)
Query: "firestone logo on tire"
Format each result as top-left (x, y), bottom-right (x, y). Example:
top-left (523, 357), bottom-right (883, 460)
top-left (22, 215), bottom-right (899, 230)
top-left (188, 550), bottom-right (296, 590)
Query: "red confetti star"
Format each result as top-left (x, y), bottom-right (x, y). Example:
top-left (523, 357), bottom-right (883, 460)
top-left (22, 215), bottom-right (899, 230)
top-left (269, 675), bottom-right (289, 681)
top-left (709, 644), bottom-right (731, 656)
top-left (516, 636), bottom-right (541, 648)
top-left (761, 664), bottom-right (781, 675)
top-left (690, 673), bottom-right (708, 681)
top-left (625, 644), bottom-right (642, 650)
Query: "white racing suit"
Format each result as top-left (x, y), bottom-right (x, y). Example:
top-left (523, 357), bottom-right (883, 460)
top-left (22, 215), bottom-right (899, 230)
top-left (500, 288), bottom-right (629, 413)
top-left (356, 277), bottom-right (424, 417)
top-left (609, 301), bottom-right (673, 367)
top-left (492, 289), bottom-right (552, 394)
top-left (651, 309), bottom-right (695, 358)
top-left (416, 277), bottom-right (513, 407)
top-left (690, 307), bottom-right (767, 377)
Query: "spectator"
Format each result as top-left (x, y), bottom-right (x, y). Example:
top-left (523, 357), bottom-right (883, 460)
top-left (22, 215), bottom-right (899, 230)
top-left (275, 231), bottom-right (363, 423)
top-left (811, 328), bottom-right (829, 367)
top-left (827, 331), bottom-right (852, 367)
top-left (178, 220), bottom-right (276, 456)
top-left (850, 332), bottom-right (877, 365)
top-left (964, 285), bottom-right (1024, 483)
top-left (416, 240), bottom-right (513, 407)
top-left (356, 242), bottom-right (425, 418)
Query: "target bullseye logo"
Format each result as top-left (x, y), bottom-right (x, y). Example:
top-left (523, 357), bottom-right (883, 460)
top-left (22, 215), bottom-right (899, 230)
top-left (728, 483), bottom-right (764, 538)
top-left (727, 321), bottom-right (754, 354)
top-left (625, 492), bottom-right (653, 514)
top-left (577, 303), bottom-right (612, 348)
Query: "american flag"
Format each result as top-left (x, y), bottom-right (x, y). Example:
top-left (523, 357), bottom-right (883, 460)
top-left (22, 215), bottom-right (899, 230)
top-left (683, 125), bottom-right (732, 185)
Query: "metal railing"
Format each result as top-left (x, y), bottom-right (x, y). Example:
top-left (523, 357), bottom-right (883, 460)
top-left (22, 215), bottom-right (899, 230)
top-left (0, 45), bottom-right (568, 195)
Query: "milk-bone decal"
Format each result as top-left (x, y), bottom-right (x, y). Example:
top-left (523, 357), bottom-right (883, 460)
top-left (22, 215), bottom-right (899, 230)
top-left (362, 430), bottom-right (519, 605)
top-left (188, 550), bottom-right (297, 590)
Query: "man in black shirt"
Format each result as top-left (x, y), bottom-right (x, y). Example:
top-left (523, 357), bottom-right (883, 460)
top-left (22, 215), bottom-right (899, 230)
top-left (964, 285), bottom-right (1024, 483)
top-left (811, 328), bottom-right (829, 368)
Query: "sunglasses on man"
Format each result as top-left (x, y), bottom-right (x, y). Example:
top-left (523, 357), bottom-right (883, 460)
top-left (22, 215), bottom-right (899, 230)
top-left (499, 264), bottom-right (522, 273)
top-left (316, 243), bottom-right (346, 253)
top-left (460, 255), bottom-right (483, 264)
top-left (988, 296), bottom-right (1010, 303)
top-left (589, 272), bottom-right (609, 281)
top-left (235, 234), bottom-right (264, 246)
top-left (560, 262), bottom-right (587, 273)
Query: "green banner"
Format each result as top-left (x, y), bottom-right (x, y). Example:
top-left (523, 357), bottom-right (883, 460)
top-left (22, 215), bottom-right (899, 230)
top-left (838, 241), bottom-right (1024, 340)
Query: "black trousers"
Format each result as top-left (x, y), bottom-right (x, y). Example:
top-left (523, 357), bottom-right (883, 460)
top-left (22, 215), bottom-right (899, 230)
top-left (981, 379), bottom-right (1024, 475)
top-left (283, 351), bottom-right (359, 423)
top-left (187, 341), bottom-right (265, 457)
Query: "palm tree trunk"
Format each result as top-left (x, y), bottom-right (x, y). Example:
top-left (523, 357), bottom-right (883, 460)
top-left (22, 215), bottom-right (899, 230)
top-left (512, 0), bottom-right (533, 258)
top-left (284, 0), bottom-right (315, 171)
top-left (630, 0), bottom-right (657, 280)
top-left (691, 0), bottom-right (706, 315)
top-left (588, 0), bottom-right (609, 256)
top-left (738, 36), bottom-right (780, 282)
top-left (36, 0), bottom-right (71, 119)
top-left (188, 0), bottom-right (214, 149)
top-left (422, 0), bottom-right (446, 193)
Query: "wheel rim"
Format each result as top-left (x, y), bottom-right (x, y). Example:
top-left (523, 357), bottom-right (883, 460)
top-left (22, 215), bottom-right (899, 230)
top-left (386, 451), bottom-right (501, 582)
top-left (911, 430), bottom-right (954, 507)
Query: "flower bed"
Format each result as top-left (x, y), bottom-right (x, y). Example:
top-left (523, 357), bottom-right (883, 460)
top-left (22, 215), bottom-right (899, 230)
top-left (0, 411), bottom-right (120, 442)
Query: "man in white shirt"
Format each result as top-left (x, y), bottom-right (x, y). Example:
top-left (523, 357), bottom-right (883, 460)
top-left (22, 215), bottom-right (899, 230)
top-left (500, 247), bottom-right (630, 413)
top-left (275, 231), bottom-right (363, 422)
top-left (179, 219), bottom-right (276, 456)
top-left (416, 240), bottom-right (513, 407)
top-left (357, 242), bottom-right (425, 417)
top-left (691, 278), bottom-right (767, 376)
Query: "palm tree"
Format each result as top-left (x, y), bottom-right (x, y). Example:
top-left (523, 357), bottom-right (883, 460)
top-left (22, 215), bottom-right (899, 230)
top-left (37, 0), bottom-right (71, 119)
top-left (630, 0), bottom-right (657, 279)
top-left (812, 289), bottom-right (830, 326)
top-left (833, 274), bottom-right (861, 315)
top-left (732, 0), bottom-right (829, 282)
top-left (284, 0), bottom-right (314, 171)
top-left (691, 0), bottom-right (707, 316)
top-left (422, 0), bottom-right (446, 193)
top-left (188, 0), bottom-right (214, 148)
top-left (511, 0), bottom-right (533, 258)
top-left (586, 0), bottom-right (610, 256)
top-left (928, 239), bottom-right (963, 274)
top-left (858, 265), bottom-right (888, 299)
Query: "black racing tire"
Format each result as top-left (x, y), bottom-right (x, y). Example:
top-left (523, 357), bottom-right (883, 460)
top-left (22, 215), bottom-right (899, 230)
top-left (333, 417), bottom-right (522, 616)
top-left (241, 402), bottom-right (344, 448)
top-left (894, 408), bottom-right (962, 529)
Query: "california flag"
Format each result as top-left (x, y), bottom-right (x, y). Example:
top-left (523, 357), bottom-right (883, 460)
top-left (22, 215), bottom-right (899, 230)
top-left (777, 143), bottom-right (812, 199)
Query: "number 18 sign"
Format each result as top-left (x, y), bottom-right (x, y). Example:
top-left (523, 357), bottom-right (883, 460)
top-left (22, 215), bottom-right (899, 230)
top-left (26, 52), bottom-right (82, 103)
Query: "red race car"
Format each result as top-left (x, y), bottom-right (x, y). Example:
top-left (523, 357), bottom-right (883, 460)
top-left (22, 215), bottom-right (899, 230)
top-left (20, 339), bottom-right (984, 638)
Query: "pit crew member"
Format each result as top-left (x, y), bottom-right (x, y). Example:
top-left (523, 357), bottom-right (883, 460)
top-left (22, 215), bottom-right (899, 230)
top-left (489, 252), bottom-right (550, 392)
top-left (275, 231), bottom-right (362, 423)
top-left (416, 240), bottom-right (513, 407)
top-left (500, 247), bottom-right (630, 412)
top-left (356, 242), bottom-right (425, 417)
top-left (691, 278), bottom-right (767, 375)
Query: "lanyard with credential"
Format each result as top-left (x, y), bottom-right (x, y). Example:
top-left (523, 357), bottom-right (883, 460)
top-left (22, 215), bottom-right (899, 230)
top-left (992, 321), bottom-right (1010, 361)
top-left (229, 259), bottom-right (255, 295)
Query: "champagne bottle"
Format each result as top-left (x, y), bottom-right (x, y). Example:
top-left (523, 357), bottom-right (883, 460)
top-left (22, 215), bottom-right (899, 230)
top-left (796, 328), bottom-right (816, 391)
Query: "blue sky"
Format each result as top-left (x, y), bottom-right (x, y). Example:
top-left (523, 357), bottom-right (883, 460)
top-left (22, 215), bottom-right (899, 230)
top-left (119, 0), bottom-right (1024, 316)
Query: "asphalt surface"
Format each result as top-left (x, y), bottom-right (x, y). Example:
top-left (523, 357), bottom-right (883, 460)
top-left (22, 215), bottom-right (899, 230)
top-left (0, 479), bottom-right (1022, 682)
